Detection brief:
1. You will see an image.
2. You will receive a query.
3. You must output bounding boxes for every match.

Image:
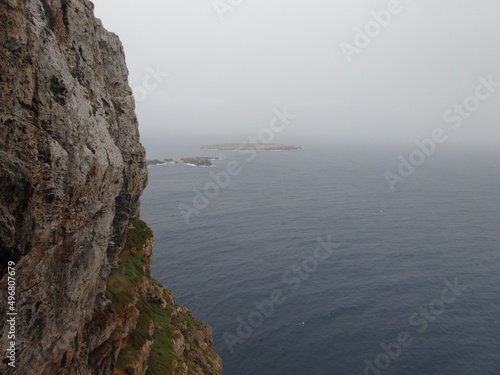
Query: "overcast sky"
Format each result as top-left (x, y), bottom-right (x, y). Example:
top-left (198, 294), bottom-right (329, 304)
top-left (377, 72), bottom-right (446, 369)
top-left (92, 0), bottom-right (500, 146)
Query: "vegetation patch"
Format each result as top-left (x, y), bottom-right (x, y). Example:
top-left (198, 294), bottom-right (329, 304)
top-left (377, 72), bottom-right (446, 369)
top-left (115, 311), bottom-right (153, 373)
top-left (125, 220), bottom-right (153, 250)
top-left (144, 301), bottom-right (177, 374)
top-left (106, 220), bottom-right (215, 374)
top-left (105, 250), bottom-right (145, 314)
top-left (105, 220), bottom-right (151, 313)
top-left (182, 312), bottom-right (205, 331)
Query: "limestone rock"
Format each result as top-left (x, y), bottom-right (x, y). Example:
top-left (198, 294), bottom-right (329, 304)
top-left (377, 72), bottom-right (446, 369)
top-left (0, 1), bottom-right (220, 374)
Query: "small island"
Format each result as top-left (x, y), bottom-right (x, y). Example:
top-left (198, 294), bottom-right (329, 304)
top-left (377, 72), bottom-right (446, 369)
top-left (202, 143), bottom-right (301, 151)
top-left (147, 158), bottom-right (176, 166)
top-left (181, 156), bottom-right (220, 167)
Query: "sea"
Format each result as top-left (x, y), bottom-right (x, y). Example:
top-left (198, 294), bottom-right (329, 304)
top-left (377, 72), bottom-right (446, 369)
top-left (140, 137), bottom-right (499, 375)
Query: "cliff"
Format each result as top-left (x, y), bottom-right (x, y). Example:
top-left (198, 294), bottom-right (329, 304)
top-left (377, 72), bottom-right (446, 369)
top-left (0, 1), bottom-right (221, 374)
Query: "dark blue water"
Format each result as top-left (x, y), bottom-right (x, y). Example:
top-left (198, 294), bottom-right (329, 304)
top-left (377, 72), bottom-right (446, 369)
top-left (141, 140), bottom-right (499, 375)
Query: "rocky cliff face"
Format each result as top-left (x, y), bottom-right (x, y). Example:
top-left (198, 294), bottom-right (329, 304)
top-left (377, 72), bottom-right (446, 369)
top-left (0, 1), bottom-right (221, 374)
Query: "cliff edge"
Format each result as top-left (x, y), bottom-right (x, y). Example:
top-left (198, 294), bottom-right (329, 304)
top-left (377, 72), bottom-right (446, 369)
top-left (0, 0), bottom-right (221, 374)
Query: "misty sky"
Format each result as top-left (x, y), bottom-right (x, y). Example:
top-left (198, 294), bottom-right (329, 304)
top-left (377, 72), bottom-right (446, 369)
top-left (92, 0), bottom-right (500, 146)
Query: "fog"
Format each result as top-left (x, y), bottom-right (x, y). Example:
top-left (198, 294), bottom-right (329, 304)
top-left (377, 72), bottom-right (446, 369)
top-left (92, 0), bottom-right (500, 148)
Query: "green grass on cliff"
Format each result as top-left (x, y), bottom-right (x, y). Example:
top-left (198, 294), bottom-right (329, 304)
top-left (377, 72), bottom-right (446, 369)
top-left (106, 220), bottom-right (211, 375)
top-left (106, 220), bottom-right (150, 313)
top-left (181, 312), bottom-right (205, 330)
top-left (114, 309), bottom-right (153, 373)
top-left (125, 219), bottom-right (153, 250)
top-left (144, 299), bottom-right (176, 374)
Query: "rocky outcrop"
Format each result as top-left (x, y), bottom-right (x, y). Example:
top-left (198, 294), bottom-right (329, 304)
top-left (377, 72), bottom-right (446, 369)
top-left (0, 1), bottom-right (221, 374)
top-left (180, 157), bottom-right (220, 167)
top-left (147, 159), bottom-right (175, 166)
